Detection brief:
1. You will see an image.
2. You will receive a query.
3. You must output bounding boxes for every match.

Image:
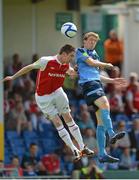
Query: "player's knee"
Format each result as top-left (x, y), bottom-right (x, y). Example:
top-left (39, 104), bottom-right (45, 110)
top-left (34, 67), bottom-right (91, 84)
top-left (101, 102), bottom-right (110, 110)
top-left (62, 112), bottom-right (73, 123)
top-left (97, 119), bottom-right (103, 125)
top-left (51, 116), bottom-right (63, 128)
top-left (67, 119), bottom-right (76, 126)
top-left (95, 97), bottom-right (110, 110)
top-left (54, 120), bottom-right (63, 128)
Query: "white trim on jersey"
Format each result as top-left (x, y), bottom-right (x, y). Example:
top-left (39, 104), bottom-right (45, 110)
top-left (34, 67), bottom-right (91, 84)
top-left (55, 55), bottom-right (62, 65)
top-left (33, 56), bottom-right (53, 71)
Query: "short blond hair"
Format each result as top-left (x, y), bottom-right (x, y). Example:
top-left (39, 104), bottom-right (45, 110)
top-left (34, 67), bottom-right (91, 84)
top-left (83, 32), bottom-right (100, 41)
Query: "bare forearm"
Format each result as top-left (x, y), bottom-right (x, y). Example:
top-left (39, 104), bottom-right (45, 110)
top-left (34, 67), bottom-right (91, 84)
top-left (100, 75), bottom-right (114, 83)
top-left (0, 64), bottom-right (36, 83)
top-left (93, 61), bottom-right (108, 68)
top-left (86, 58), bottom-right (113, 69)
top-left (12, 64), bottom-right (34, 80)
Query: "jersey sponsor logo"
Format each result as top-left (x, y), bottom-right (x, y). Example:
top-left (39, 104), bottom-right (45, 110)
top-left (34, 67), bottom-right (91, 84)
top-left (48, 72), bottom-right (65, 78)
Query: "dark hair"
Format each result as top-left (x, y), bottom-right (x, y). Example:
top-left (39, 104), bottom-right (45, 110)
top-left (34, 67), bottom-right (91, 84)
top-left (59, 44), bottom-right (75, 54)
top-left (30, 143), bottom-right (37, 147)
top-left (11, 155), bottom-right (19, 160)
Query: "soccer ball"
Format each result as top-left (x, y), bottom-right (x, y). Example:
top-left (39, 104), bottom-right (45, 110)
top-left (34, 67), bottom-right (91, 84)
top-left (61, 22), bottom-right (77, 38)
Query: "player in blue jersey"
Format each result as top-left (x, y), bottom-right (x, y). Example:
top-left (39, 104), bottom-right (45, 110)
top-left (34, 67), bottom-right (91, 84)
top-left (76, 32), bottom-right (127, 163)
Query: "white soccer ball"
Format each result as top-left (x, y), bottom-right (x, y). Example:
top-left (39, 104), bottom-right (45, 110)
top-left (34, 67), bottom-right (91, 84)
top-left (61, 22), bottom-right (77, 38)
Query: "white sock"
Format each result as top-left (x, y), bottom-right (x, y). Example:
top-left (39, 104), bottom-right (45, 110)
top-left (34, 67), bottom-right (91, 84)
top-left (57, 125), bottom-right (78, 153)
top-left (67, 120), bottom-right (85, 150)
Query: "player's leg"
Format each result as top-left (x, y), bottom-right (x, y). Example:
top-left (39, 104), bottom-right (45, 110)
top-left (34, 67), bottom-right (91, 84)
top-left (94, 96), bottom-right (125, 144)
top-left (82, 80), bottom-right (113, 138)
top-left (62, 112), bottom-right (94, 157)
top-left (81, 80), bottom-right (125, 144)
top-left (95, 96), bottom-right (114, 137)
top-left (35, 92), bottom-right (81, 161)
top-left (55, 88), bottom-right (94, 157)
top-left (50, 115), bottom-right (81, 161)
top-left (62, 112), bottom-right (84, 150)
top-left (95, 110), bottom-right (107, 156)
top-left (96, 110), bottom-right (119, 163)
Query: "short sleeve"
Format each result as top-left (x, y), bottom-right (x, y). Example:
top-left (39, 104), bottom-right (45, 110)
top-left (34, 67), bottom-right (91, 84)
top-left (76, 48), bottom-right (89, 63)
top-left (33, 56), bottom-right (51, 71)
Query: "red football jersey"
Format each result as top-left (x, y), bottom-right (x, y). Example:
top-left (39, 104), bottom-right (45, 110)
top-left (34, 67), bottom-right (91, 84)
top-left (35, 57), bottom-right (69, 95)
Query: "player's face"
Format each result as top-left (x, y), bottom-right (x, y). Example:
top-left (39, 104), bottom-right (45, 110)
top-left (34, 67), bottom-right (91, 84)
top-left (62, 51), bottom-right (75, 64)
top-left (84, 35), bottom-right (98, 50)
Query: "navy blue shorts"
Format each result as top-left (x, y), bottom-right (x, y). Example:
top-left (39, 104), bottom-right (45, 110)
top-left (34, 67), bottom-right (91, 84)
top-left (80, 80), bottom-right (105, 110)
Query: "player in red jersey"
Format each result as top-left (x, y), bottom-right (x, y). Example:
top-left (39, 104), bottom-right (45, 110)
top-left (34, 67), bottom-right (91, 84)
top-left (2, 44), bottom-right (94, 161)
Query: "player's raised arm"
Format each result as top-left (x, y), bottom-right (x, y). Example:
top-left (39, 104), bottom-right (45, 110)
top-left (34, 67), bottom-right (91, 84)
top-left (100, 75), bottom-right (114, 83)
top-left (1, 61), bottom-right (40, 83)
top-left (85, 58), bottom-right (114, 70)
top-left (100, 75), bottom-right (127, 87)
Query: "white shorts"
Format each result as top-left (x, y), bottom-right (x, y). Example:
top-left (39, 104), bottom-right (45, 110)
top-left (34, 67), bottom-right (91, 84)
top-left (35, 88), bottom-right (70, 120)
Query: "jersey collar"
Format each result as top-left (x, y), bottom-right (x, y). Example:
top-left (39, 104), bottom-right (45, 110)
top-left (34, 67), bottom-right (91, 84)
top-left (84, 48), bottom-right (94, 52)
top-left (55, 55), bottom-right (62, 64)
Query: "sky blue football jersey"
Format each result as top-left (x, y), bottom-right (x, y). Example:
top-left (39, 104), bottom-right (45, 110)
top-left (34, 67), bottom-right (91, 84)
top-left (75, 48), bottom-right (100, 84)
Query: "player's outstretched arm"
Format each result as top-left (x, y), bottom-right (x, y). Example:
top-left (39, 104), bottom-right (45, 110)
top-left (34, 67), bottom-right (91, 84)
top-left (100, 75), bottom-right (127, 87)
top-left (113, 77), bottom-right (127, 87)
top-left (100, 75), bottom-right (114, 83)
top-left (1, 64), bottom-right (35, 83)
top-left (85, 58), bottom-right (114, 69)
